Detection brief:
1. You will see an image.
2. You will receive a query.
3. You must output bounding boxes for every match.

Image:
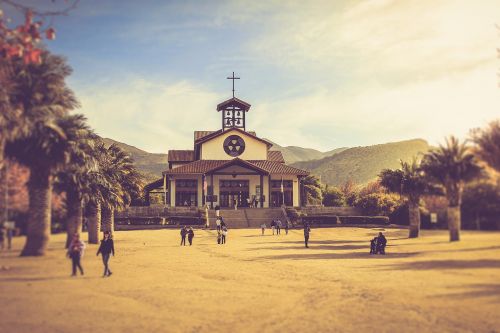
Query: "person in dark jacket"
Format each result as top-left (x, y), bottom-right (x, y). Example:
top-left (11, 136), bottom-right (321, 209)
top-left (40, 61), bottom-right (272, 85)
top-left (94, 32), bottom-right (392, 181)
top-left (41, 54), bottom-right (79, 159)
top-left (370, 237), bottom-right (377, 254)
top-left (67, 233), bottom-right (85, 276)
top-left (376, 232), bottom-right (387, 254)
top-left (187, 227), bottom-right (195, 246)
top-left (96, 231), bottom-right (115, 277)
top-left (180, 226), bottom-right (187, 246)
top-left (303, 223), bottom-right (311, 248)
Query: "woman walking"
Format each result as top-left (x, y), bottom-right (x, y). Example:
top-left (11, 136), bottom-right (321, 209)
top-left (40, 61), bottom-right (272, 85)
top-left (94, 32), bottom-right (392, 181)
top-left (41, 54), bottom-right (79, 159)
top-left (96, 231), bottom-right (115, 277)
top-left (187, 227), bottom-right (195, 246)
top-left (67, 233), bottom-right (85, 277)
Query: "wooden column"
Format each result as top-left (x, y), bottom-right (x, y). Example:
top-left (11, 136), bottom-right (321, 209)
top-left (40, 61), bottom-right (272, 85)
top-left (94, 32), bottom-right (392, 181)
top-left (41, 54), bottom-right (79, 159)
top-left (202, 174), bottom-right (206, 206)
top-left (167, 176), bottom-right (171, 206)
top-left (259, 174), bottom-right (264, 208)
top-left (163, 174), bottom-right (167, 206)
top-left (210, 173), bottom-right (214, 209)
top-left (268, 175), bottom-right (272, 208)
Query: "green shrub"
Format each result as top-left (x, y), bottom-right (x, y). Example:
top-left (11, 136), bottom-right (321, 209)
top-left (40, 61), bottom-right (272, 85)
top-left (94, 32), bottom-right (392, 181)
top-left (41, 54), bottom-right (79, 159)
top-left (355, 192), bottom-right (402, 216)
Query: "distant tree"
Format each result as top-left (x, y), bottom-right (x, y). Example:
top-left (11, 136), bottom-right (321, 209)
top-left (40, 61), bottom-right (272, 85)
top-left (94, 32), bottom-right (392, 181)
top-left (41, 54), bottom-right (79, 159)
top-left (303, 174), bottom-right (323, 205)
top-left (379, 158), bottom-right (430, 238)
top-left (472, 120), bottom-right (500, 173)
top-left (340, 179), bottom-right (358, 206)
top-left (355, 192), bottom-right (401, 216)
top-left (462, 181), bottom-right (500, 230)
top-left (358, 181), bottom-right (384, 198)
top-left (421, 136), bottom-right (483, 241)
top-left (322, 186), bottom-right (345, 207)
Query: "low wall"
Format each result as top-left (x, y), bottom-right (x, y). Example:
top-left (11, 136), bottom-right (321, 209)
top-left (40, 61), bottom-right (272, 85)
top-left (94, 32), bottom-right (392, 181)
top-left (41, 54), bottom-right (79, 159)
top-left (299, 206), bottom-right (362, 216)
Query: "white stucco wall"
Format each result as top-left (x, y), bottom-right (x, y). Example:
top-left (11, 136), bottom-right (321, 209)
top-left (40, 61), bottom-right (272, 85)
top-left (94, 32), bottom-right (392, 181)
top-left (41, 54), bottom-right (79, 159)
top-left (200, 129), bottom-right (268, 160)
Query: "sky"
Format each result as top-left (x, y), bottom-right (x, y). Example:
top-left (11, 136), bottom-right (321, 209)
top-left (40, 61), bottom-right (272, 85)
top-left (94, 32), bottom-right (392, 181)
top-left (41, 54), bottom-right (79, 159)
top-left (4, 0), bottom-right (500, 153)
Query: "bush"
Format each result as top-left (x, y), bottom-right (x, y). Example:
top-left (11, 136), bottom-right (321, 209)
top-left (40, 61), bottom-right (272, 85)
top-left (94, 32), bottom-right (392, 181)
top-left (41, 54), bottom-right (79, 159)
top-left (302, 215), bottom-right (389, 225)
top-left (355, 192), bottom-right (402, 216)
top-left (322, 187), bottom-right (346, 207)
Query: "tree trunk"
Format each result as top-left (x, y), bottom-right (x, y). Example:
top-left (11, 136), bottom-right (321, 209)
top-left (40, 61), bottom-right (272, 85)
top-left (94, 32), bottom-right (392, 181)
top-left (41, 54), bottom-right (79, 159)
top-left (447, 206), bottom-right (461, 242)
top-left (0, 142), bottom-right (6, 226)
top-left (65, 190), bottom-right (83, 248)
top-left (408, 202), bottom-right (421, 238)
top-left (87, 201), bottom-right (101, 244)
top-left (21, 168), bottom-right (51, 256)
top-left (101, 206), bottom-right (114, 235)
top-left (474, 212), bottom-right (481, 231)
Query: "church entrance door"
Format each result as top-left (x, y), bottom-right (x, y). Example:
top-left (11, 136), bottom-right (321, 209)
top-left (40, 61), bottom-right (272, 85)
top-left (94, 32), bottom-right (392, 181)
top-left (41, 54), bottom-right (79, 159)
top-left (219, 180), bottom-right (250, 208)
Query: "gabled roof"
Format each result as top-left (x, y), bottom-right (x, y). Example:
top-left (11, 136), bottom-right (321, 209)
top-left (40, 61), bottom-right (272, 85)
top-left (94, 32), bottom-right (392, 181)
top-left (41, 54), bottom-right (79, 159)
top-left (267, 151), bottom-right (285, 163)
top-left (194, 127), bottom-right (272, 147)
top-left (163, 158), bottom-right (309, 176)
top-left (216, 97), bottom-right (251, 112)
top-left (194, 130), bottom-right (256, 141)
top-left (168, 150), bottom-right (195, 162)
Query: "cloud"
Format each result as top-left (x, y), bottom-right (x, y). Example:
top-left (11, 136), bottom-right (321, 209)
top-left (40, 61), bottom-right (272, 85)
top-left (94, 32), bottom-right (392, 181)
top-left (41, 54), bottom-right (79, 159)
top-left (76, 78), bottom-right (221, 153)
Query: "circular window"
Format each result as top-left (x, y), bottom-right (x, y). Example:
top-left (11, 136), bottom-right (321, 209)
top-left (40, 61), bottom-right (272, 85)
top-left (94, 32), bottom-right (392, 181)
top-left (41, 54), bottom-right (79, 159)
top-left (223, 135), bottom-right (246, 157)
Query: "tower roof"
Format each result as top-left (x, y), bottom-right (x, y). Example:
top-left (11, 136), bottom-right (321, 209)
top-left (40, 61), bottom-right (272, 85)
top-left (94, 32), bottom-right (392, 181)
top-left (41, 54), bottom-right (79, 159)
top-left (216, 97), bottom-right (251, 112)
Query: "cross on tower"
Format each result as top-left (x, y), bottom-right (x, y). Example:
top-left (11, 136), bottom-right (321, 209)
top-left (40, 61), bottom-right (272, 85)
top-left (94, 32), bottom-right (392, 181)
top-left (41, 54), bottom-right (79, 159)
top-left (227, 71), bottom-right (240, 98)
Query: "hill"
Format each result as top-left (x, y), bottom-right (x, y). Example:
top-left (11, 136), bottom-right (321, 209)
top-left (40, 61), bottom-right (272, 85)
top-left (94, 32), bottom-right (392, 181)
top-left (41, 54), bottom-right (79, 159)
top-left (291, 139), bottom-right (430, 186)
top-left (268, 140), bottom-right (348, 164)
top-left (101, 138), bottom-right (168, 181)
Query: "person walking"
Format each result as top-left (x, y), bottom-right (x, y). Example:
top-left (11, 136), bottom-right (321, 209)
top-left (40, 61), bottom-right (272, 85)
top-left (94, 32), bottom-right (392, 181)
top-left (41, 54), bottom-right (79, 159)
top-left (6, 225), bottom-right (13, 250)
top-left (271, 219), bottom-right (276, 235)
top-left (180, 226), bottom-right (187, 246)
top-left (221, 226), bottom-right (228, 244)
top-left (0, 224), bottom-right (5, 250)
top-left (261, 223), bottom-right (266, 236)
top-left (285, 221), bottom-right (289, 235)
top-left (96, 231), bottom-right (115, 277)
top-left (216, 217), bottom-right (221, 232)
top-left (187, 227), bottom-right (195, 246)
top-left (303, 223), bottom-right (311, 248)
top-left (276, 219), bottom-right (282, 235)
top-left (67, 233), bottom-right (85, 276)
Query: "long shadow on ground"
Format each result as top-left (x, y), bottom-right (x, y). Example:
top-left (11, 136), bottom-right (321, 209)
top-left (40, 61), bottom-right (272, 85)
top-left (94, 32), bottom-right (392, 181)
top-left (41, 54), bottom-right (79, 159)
top-left (256, 252), bottom-right (418, 261)
top-left (385, 259), bottom-right (500, 270)
top-left (432, 283), bottom-right (500, 300)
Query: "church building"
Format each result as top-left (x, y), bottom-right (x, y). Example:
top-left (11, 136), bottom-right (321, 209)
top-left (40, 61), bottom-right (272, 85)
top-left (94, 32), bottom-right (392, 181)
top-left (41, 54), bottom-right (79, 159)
top-left (145, 74), bottom-right (309, 208)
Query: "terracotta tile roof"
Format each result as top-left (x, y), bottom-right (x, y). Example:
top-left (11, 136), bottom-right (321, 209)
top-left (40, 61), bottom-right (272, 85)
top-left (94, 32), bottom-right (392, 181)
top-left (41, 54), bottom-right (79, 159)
top-left (249, 160), bottom-right (309, 176)
top-left (168, 150), bottom-right (195, 162)
top-left (194, 129), bottom-right (257, 142)
top-left (164, 159), bottom-right (308, 176)
top-left (267, 150), bottom-right (285, 163)
top-left (194, 131), bottom-right (216, 141)
top-left (195, 128), bottom-right (269, 147)
top-left (216, 97), bottom-right (251, 111)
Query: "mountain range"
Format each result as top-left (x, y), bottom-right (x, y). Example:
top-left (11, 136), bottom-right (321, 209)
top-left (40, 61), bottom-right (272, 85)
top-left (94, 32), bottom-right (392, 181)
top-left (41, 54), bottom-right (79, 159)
top-left (102, 137), bottom-right (430, 186)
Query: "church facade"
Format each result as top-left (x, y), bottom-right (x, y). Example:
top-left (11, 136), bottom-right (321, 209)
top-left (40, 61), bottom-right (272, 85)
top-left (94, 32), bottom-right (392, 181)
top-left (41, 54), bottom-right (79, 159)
top-left (146, 84), bottom-right (309, 208)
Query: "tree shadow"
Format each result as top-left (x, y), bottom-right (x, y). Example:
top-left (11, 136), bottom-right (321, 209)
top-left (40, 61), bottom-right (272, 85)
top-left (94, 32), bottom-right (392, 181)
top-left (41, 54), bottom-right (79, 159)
top-left (251, 244), bottom-right (369, 251)
top-left (433, 284), bottom-right (500, 300)
top-left (253, 239), bottom-right (366, 245)
top-left (0, 275), bottom-right (100, 282)
top-left (386, 259), bottom-right (500, 270)
top-left (256, 252), bottom-right (418, 261)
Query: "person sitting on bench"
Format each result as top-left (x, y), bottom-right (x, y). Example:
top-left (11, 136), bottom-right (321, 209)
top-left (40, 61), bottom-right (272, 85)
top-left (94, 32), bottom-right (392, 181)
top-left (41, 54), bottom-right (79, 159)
top-left (376, 232), bottom-right (387, 254)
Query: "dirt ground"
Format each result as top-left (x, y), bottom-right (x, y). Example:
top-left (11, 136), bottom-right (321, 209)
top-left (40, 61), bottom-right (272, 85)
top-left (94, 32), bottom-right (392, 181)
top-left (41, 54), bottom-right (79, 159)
top-left (1, 227), bottom-right (499, 333)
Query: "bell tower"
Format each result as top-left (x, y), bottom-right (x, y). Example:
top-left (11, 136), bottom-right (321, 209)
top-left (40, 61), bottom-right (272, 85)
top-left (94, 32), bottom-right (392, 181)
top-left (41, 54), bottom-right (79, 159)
top-left (217, 72), bottom-right (251, 131)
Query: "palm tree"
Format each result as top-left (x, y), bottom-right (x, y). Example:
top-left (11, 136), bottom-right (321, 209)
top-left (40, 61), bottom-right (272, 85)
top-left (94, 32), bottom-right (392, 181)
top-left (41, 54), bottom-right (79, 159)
top-left (302, 174), bottom-right (323, 205)
top-left (421, 137), bottom-right (482, 241)
top-left (380, 158), bottom-right (429, 238)
top-left (6, 114), bottom-right (88, 255)
top-left (54, 118), bottom-right (98, 247)
top-left (472, 120), bottom-right (500, 173)
top-left (85, 142), bottom-right (143, 239)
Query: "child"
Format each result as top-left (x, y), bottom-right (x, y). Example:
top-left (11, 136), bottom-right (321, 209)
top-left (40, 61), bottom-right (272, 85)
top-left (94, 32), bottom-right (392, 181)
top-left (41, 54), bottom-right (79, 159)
top-left (261, 223), bottom-right (266, 236)
top-left (217, 230), bottom-right (222, 244)
top-left (370, 237), bottom-right (377, 254)
top-left (96, 231), bottom-right (115, 277)
top-left (67, 233), bottom-right (85, 276)
top-left (187, 227), bottom-right (194, 246)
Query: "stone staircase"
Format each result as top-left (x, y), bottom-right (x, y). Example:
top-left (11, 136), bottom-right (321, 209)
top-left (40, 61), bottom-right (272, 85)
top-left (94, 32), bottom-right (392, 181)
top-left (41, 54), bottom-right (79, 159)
top-left (208, 208), bottom-right (287, 229)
